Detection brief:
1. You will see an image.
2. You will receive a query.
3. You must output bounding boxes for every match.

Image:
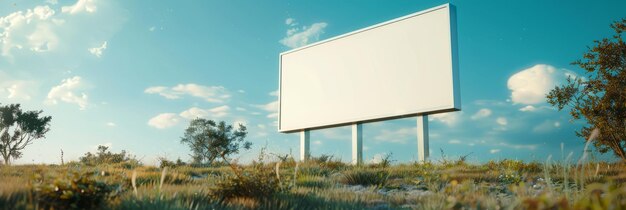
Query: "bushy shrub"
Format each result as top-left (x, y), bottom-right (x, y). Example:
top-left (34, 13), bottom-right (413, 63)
top-left (212, 164), bottom-right (286, 201)
top-left (30, 171), bottom-right (118, 209)
top-left (79, 145), bottom-right (141, 167)
top-left (158, 157), bottom-right (187, 169)
top-left (341, 169), bottom-right (389, 188)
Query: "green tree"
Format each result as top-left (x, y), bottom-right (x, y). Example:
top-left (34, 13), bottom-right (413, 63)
top-left (547, 18), bottom-right (626, 161)
top-left (180, 118), bottom-right (251, 165)
top-left (0, 104), bottom-right (52, 165)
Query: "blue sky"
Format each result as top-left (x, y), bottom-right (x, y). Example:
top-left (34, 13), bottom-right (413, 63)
top-left (1, 0), bottom-right (624, 165)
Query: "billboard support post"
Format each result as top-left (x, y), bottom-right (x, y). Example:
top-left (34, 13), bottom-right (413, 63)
top-left (352, 123), bottom-right (363, 165)
top-left (417, 115), bottom-right (429, 162)
top-left (300, 130), bottom-right (310, 161)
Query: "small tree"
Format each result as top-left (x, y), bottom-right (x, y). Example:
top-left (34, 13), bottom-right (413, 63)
top-left (180, 118), bottom-right (251, 165)
top-left (0, 104), bottom-right (52, 165)
top-left (547, 18), bottom-right (626, 161)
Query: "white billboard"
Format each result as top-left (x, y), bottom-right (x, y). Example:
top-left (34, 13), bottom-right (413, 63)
top-left (279, 4), bottom-right (460, 133)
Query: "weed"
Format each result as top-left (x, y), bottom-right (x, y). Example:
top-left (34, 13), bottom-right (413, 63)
top-left (30, 171), bottom-right (119, 209)
top-left (341, 169), bottom-right (389, 188)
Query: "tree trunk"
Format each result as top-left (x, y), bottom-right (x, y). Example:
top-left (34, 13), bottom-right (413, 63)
top-left (2, 156), bottom-right (8, 165)
top-left (616, 145), bottom-right (626, 162)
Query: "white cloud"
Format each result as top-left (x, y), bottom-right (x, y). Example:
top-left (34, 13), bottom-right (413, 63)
top-left (145, 84), bottom-right (230, 103)
top-left (144, 86), bottom-right (175, 98)
top-left (62, 0), bottom-right (97, 14)
top-left (149, 26), bottom-right (156, 32)
top-left (255, 100), bottom-right (279, 119)
top-left (519, 105), bottom-right (537, 112)
top-left (267, 112), bottom-right (278, 119)
top-left (259, 100), bottom-right (278, 112)
top-left (430, 112), bottom-right (461, 127)
top-left (497, 142), bottom-right (538, 150)
top-left (88, 41), bottom-right (107, 57)
top-left (496, 117), bottom-right (508, 126)
top-left (0, 5), bottom-right (59, 56)
top-left (490, 149), bottom-right (501, 154)
top-left (105, 122), bottom-right (116, 127)
top-left (448, 139), bottom-right (462, 144)
top-left (532, 120), bottom-right (561, 133)
top-left (179, 105), bottom-right (230, 120)
top-left (0, 73), bottom-right (37, 101)
top-left (46, 0), bottom-right (59, 5)
top-left (471, 108), bottom-right (492, 120)
top-left (280, 22), bottom-right (328, 48)
top-left (285, 18), bottom-right (296, 26)
top-left (1, 1), bottom-right (125, 59)
top-left (4, 81), bottom-right (35, 100)
top-left (235, 107), bottom-right (247, 112)
top-left (269, 90), bottom-right (279, 96)
top-left (46, 76), bottom-right (88, 110)
top-left (319, 127), bottom-right (350, 140)
top-left (374, 128), bottom-right (415, 143)
top-left (33, 6), bottom-right (56, 19)
top-left (507, 64), bottom-right (577, 105)
top-left (148, 113), bottom-right (180, 129)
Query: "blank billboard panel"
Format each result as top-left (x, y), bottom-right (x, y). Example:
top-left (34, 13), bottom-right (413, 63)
top-left (279, 4), bottom-right (460, 132)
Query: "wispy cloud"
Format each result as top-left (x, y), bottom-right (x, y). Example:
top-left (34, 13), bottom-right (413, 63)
top-left (519, 105), bottom-right (537, 112)
top-left (280, 18), bottom-right (328, 48)
top-left (179, 105), bottom-right (230, 120)
top-left (1, 80), bottom-right (36, 101)
top-left (448, 139), bottom-right (462, 144)
top-left (532, 120), bottom-right (561, 133)
top-left (374, 127), bottom-right (415, 143)
top-left (254, 90), bottom-right (279, 120)
top-left (430, 112), bottom-right (462, 127)
top-left (148, 113), bottom-right (180, 129)
top-left (145, 84), bottom-right (230, 103)
top-left (88, 41), bottom-right (107, 57)
top-left (496, 117), bottom-right (508, 126)
top-left (471, 108), bottom-right (492, 120)
top-left (149, 105), bottom-right (231, 129)
top-left (62, 0), bottom-right (97, 14)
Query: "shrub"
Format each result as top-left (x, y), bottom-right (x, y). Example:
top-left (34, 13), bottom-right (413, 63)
top-left (79, 145), bottom-right (141, 167)
top-left (341, 169), bottom-right (389, 188)
top-left (309, 154), bottom-right (347, 170)
top-left (30, 171), bottom-right (118, 209)
top-left (212, 164), bottom-right (286, 201)
top-left (158, 157), bottom-right (187, 169)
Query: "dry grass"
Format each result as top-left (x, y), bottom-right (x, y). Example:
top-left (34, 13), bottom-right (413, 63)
top-left (0, 160), bottom-right (625, 209)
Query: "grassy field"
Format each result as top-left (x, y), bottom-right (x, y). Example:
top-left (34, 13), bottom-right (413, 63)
top-left (0, 156), bottom-right (625, 210)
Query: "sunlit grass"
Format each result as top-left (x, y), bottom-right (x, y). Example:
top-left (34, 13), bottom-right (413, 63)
top-left (0, 158), bottom-right (625, 209)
